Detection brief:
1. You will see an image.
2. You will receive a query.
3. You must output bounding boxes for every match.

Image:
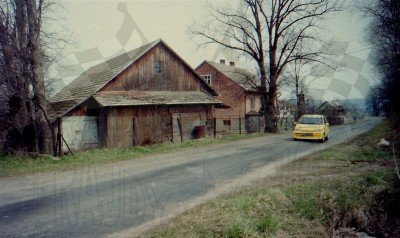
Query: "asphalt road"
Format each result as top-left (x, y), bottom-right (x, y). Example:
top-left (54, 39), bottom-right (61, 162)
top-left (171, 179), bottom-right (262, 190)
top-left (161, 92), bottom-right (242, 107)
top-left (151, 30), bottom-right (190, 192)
top-left (0, 117), bottom-right (381, 237)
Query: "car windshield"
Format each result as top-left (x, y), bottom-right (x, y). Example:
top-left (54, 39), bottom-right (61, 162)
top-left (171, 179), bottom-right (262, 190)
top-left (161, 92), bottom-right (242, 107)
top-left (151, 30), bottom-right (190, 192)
top-left (298, 117), bottom-right (323, 125)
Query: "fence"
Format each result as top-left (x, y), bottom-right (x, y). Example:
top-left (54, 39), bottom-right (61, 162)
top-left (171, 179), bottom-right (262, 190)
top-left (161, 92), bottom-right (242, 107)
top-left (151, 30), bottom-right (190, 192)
top-left (215, 115), bottom-right (297, 135)
top-left (215, 116), bottom-right (264, 135)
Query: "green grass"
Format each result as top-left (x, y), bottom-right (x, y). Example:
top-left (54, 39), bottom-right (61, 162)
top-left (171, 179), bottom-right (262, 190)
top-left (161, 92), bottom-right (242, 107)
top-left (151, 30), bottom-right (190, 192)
top-left (142, 170), bottom-right (398, 238)
top-left (311, 120), bottom-right (390, 162)
top-left (0, 132), bottom-right (268, 177)
top-left (140, 120), bottom-right (399, 237)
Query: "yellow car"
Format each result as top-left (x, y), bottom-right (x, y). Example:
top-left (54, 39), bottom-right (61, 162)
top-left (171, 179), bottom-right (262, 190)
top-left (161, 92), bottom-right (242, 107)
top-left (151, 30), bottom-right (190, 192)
top-left (293, 114), bottom-right (330, 142)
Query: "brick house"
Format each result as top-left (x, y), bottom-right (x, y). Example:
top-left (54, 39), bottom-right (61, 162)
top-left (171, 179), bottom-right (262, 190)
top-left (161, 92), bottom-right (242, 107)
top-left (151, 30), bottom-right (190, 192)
top-left (195, 60), bottom-right (262, 133)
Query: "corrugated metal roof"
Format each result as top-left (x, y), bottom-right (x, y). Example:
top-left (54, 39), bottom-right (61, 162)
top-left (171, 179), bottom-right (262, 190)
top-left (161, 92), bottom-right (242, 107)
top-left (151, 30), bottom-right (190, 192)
top-left (94, 91), bottom-right (222, 107)
top-left (48, 40), bottom-right (160, 119)
top-left (204, 61), bottom-right (259, 91)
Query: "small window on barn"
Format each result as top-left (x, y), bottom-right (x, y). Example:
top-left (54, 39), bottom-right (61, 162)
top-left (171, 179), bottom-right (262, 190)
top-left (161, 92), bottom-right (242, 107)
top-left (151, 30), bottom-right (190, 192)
top-left (201, 74), bottom-right (212, 85)
top-left (223, 120), bottom-right (231, 126)
top-left (154, 61), bottom-right (163, 74)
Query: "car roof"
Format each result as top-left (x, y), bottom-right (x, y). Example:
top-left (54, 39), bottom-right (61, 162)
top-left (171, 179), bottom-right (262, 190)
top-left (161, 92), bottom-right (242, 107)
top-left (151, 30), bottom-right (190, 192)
top-left (300, 114), bottom-right (324, 118)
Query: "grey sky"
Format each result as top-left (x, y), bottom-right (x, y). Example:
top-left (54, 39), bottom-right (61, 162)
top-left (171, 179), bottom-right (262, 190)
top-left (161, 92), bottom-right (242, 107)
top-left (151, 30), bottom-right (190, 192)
top-left (57, 0), bottom-right (374, 101)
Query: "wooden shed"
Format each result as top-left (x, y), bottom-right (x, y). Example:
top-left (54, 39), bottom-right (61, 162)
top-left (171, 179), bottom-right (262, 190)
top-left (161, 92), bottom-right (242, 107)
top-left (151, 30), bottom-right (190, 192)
top-left (49, 39), bottom-right (221, 151)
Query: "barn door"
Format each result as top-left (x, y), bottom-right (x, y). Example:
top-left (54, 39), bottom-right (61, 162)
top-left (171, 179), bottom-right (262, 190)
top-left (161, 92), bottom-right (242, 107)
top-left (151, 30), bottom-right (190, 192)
top-left (107, 115), bottom-right (133, 148)
top-left (62, 116), bottom-right (99, 151)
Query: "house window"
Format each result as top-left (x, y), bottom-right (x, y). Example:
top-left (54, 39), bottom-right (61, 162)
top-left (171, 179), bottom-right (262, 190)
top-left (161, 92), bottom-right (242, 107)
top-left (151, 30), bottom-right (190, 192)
top-left (223, 120), bottom-right (231, 126)
top-left (201, 74), bottom-right (212, 85)
top-left (249, 96), bottom-right (255, 110)
top-left (154, 61), bottom-right (163, 74)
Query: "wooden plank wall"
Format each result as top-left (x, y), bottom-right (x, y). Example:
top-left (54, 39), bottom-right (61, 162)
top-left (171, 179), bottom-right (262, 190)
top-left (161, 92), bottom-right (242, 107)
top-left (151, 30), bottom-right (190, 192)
top-left (65, 104), bottom-right (215, 148)
top-left (104, 106), bottom-right (170, 147)
top-left (105, 105), bottom-right (214, 147)
top-left (105, 107), bottom-right (133, 148)
top-left (100, 44), bottom-right (212, 94)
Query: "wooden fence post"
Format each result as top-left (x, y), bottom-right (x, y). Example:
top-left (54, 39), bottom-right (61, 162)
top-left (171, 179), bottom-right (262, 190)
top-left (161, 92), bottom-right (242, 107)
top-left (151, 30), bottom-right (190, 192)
top-left (213, 117), bottom-right (216, 138)
top-left (57, 118), bottom-right (62, 157)
top-left (239, 117), bottom-right (242, 135)
top-left (177, 117), bottom-right (183, 142)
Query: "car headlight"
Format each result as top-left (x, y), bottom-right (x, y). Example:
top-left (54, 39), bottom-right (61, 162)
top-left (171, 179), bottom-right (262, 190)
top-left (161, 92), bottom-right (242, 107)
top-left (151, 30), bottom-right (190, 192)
top-left (315, 128), bottom-right (322, 132)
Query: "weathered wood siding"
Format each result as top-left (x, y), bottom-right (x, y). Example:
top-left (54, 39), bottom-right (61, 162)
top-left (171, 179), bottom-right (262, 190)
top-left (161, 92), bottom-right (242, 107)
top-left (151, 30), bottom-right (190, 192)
top-left (67, 103), bottom-right (215, 148)
top-left (106, 108), bottom-right (134, 148)
top-left (100, 44), bottom-right (212, 94)
top-left (103, 105), bottom-right (214, 147)
top-left (64, 98), bottom-right (101, 117)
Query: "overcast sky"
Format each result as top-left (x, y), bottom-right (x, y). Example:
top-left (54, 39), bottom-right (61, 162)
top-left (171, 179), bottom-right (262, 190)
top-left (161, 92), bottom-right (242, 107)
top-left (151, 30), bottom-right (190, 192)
top-left (56, 0), bottom-right (375, 102)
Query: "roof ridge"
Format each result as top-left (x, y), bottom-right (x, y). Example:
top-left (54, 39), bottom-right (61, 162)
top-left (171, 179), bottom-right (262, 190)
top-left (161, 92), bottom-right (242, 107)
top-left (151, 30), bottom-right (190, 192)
top-left (48, 39), bottom-right (162, 119)
top-left (50, 39), bottom-right (160, 103)
top-left (203, 61), bottom-right (259, 91)
top-left (205, 60), bottom-right (252, 72)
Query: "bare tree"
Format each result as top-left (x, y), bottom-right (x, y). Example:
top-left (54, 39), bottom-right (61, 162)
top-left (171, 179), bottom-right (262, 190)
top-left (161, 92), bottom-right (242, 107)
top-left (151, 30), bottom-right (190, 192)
top-left (358, 0), bottom-right (400, 127)
top-left (282, 58), bottom-right (317, 120)
top-left (282, 43), bottom-right (338, 121)
top-left (0, 0), bottom-right (61, 154)
top-left (192, 0), bottom-right (342, 132)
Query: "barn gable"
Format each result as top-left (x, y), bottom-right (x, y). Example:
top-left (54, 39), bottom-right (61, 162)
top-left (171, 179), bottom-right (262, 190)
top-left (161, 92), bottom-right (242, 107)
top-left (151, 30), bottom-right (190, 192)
top-left (49, 39), bottom-right (216, 120)
top-left (101, 43), bottom-right (214, 94)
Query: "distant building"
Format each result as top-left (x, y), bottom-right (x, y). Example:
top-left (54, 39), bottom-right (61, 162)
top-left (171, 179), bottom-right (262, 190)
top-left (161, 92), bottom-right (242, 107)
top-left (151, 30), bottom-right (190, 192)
top-left (318, 101), bottom-right (346, 125)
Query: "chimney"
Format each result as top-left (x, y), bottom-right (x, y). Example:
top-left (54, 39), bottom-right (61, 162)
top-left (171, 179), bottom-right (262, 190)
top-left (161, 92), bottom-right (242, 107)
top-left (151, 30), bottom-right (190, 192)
top-left (219, 59), bottom-right (225, 65)
top-left (229, 61), bottom-right (235, 67)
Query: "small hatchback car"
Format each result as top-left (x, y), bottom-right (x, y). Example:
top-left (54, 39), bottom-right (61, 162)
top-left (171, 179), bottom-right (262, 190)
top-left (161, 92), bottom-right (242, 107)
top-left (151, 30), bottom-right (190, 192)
top-left (293, 114), bottom-right (330, 142)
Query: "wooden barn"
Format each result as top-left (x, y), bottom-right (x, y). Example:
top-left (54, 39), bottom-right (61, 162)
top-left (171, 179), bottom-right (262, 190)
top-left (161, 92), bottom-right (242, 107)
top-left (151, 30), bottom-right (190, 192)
top-left (195, 60), bottom-right (262, 133)
top-left (49, 39), bottom-right (221, 151)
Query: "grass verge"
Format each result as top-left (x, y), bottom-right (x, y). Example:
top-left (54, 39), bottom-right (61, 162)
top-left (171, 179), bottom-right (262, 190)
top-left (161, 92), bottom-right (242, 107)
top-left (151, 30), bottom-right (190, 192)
top-left (140, 120), bottom-right (400, 238)
top-left (0, 132), bottom-right (268, 177)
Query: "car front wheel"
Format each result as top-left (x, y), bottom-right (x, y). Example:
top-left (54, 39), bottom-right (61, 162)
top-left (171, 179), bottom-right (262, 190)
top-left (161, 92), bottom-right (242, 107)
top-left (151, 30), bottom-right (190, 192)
top-left (320, 133), bottom-right (326, 143)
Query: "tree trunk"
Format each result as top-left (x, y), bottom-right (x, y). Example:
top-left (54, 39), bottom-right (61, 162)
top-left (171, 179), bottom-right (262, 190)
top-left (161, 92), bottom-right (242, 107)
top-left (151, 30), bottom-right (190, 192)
top-left (265, 48), bottom-right (278, 133)
top-left (0, 2), bottom-right (36, 152)
top-left (296, 82), bottom-right (302, 121)
top-left (26, 0), bottom-right (52, 154)
top-left (257, 60), bottom-right (269, 133)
